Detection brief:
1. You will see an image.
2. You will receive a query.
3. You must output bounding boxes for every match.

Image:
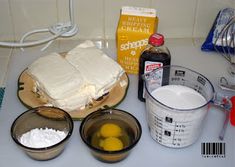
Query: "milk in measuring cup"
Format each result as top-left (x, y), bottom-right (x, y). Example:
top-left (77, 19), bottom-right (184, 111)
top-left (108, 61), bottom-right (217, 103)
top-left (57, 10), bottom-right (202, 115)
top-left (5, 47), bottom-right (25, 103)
top-left (146, 85), bottom-right (208, 148)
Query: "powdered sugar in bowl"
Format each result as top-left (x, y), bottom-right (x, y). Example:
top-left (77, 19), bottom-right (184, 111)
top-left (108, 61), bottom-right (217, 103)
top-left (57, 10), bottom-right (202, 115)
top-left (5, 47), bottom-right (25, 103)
top-left (11, 106), bottom-right (73, 160)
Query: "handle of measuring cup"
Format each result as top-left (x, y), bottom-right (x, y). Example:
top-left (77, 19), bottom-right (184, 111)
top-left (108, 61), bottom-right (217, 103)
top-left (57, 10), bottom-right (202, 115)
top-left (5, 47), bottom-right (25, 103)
top-left (230, 96), bottom-right (235, 126)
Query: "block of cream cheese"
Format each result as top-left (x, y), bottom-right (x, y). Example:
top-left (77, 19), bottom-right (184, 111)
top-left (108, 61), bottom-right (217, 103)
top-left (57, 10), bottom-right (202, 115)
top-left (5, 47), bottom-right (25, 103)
top-left (26, 41), bottom-right (125, 112)
top-left (65, 40), bottom-right (125, 99)
top-left (27, 53), bottom-right (94, 111)
top-left (27, 52), bottom-right (84, 100)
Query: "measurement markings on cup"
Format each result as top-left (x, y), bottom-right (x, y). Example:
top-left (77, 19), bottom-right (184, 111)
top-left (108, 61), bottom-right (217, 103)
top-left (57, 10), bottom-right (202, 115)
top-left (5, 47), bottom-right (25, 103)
top-left (152, 114), bottom-right (189, 146)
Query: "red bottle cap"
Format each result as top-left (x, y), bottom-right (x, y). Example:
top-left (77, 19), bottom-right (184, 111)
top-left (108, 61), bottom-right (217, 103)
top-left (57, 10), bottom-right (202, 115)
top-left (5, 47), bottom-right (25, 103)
top-left (149, 33), bottom-right (164, 46)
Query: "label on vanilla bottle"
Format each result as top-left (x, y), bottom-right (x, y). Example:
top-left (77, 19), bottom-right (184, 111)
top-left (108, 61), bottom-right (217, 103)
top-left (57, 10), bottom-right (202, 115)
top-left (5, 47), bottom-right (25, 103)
top-left (143, 61), bottom-right (163, 98)
top-left (116, 6), bottom-right (158, 74)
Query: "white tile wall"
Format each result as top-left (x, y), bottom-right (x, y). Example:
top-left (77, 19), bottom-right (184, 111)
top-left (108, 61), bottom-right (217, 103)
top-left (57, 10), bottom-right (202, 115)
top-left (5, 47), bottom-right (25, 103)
top-left (10, 0), bottom-right (58, 40)
top-left (0, 0), bottom-right (14, 41)
top-left (194, 0), bottom-right (235, 38)
top-left (57, 0), bottom-right (105, 40)
top-left (75, 0), bottom-right (104, 39)
top-left (0, 48), bottom-right (12, 86)
top-left (152, 0), bottom-right (198, 38)
top-left (0, 0), bottom-right (234, 41)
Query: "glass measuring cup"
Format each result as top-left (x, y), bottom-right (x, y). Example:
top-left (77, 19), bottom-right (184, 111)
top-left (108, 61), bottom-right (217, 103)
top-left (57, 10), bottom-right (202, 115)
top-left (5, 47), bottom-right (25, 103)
top-left (143, 65), bottom-right (230, 148)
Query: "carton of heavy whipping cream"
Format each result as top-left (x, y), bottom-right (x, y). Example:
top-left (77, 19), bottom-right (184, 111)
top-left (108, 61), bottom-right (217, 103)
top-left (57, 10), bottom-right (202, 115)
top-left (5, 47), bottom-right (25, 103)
top-left (116, 6), bottom-right (158, 74)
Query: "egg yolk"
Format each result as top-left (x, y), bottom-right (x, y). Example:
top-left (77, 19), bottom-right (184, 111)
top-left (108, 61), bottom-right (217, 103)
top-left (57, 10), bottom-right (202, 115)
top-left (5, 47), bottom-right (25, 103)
top-left (99, 137), bottom-right (123, 151)
top-left (100, 123), bottom-right (122, 138)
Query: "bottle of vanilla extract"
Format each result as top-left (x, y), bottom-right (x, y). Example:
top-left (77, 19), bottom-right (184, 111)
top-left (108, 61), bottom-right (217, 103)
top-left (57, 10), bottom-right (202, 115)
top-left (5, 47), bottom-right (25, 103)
top-left (138, 33), bottom-right (171, 102)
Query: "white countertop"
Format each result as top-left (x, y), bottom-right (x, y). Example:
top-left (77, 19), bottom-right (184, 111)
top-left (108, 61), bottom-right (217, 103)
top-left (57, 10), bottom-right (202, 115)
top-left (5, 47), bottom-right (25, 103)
top-left (0, 39), bottom-right (234, 167)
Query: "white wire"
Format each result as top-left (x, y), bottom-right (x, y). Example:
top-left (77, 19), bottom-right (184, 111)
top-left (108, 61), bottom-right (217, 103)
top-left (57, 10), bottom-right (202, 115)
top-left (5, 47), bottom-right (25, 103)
top-left (40, 40), bottom-right (54, 51)
top-left (20, 28), bottom-right (50, 44)
top-left (0, 29), bottom-right (64, 47)
top-left (0, 32), bottom-right (64, 47)
top-left (69, 0), bottom-right (74, 25)
top-left (0, 0), bottom-right (77, 49)
top-left (19, 28), bottom-right (50, 51)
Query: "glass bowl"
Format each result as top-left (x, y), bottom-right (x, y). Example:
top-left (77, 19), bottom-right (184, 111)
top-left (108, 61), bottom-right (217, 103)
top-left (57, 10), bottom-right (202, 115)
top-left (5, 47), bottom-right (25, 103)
top-left (11, 106), bottom-right (73, 160)
top-left (79, 109), bottom-right (142, 163)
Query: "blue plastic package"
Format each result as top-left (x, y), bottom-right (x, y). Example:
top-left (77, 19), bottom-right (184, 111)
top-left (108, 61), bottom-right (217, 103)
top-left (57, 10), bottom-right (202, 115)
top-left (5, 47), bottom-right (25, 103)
top-left (201, 8), bottom-right (234, 53)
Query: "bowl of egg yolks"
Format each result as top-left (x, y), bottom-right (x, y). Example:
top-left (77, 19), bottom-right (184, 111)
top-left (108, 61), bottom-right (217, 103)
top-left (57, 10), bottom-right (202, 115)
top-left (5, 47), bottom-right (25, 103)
top-left (79, 109), bottom-right (142, 163)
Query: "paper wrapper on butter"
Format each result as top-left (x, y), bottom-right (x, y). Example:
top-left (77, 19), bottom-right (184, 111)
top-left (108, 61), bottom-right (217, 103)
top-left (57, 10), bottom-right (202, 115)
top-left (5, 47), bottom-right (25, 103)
top-left (116, 6), bottom-right (158, 74)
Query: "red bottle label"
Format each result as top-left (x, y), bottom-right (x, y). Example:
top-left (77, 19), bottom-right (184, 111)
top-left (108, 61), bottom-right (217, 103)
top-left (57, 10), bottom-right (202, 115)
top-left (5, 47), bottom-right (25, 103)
top-left (144, 61), bottom-right (163, 73)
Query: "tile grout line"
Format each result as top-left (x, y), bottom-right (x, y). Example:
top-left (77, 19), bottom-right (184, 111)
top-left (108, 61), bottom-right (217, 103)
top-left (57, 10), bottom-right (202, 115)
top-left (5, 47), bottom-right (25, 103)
top-left (8, 0), bottom-right (17, 42)
top-left (192, 0), bottom-right (199, 39)
top-left (103, 0), bottom-right (107, 43)
top-left (2, 48), bottom-right (13, 87)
